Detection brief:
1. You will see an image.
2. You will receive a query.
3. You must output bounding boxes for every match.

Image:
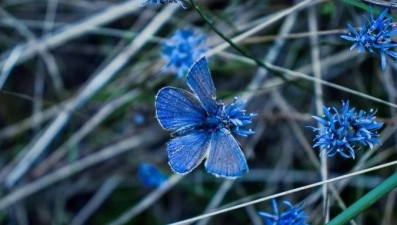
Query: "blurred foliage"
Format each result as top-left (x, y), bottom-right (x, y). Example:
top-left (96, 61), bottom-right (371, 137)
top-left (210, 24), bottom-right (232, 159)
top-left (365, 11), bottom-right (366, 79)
top-left (0, 0), bottom-right (396, 225)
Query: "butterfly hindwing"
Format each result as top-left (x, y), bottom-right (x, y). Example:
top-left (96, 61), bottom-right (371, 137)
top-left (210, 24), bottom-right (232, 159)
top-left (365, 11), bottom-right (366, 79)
top-left (167, 130), bottom-right (211, 174)
top-left (187, 57), bottom-right (219, 115)
top-left (155, 87), bottom-right (207, 131)
top-left (205, 128), bottom-right (248, 179)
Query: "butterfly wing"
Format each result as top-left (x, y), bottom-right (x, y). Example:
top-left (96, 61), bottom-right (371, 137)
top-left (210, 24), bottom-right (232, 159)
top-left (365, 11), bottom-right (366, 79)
top-left (205, 128), bottom-right (248, 179)
top-left (187, 57), bottom-right (219, 115)
top-left (167, 130), bottom-right (211, 174)
top-left (155, 87), bottom-right (206, 132)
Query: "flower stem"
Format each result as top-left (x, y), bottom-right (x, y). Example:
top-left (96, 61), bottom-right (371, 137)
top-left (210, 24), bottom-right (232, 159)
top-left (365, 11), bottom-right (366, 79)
top-left (327, 171), bottom-right (397, 225)
top-left (188, 0), bottom-right (268, 68)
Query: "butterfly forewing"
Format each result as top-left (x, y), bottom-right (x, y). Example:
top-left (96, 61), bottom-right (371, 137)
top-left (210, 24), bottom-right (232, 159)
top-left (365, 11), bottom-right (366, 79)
top-left (205, 128), bottom-right (248, 179)
top-left (167, 130), bottom-right (212, 174)
top-left (155, 87), bottom-right (207, 131)
top-left (187, 57), bottom-right (219, 115)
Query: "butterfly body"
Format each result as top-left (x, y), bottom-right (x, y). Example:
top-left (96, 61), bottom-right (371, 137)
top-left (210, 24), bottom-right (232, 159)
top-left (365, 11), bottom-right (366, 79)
top-left (155, 57), bottom-right (255, 179)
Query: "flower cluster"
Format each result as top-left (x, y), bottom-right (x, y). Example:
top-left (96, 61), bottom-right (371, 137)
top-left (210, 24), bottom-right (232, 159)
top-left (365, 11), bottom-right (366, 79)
top-left (220, 96), bottom-right (256, 137)
top-left (340, 7), bottom-right (397, 70)
top-left (162, 28), bottom-right (208, 78)
top-left (310, 100), bottom-right (383, 159)
top-left (138, 163), bottom-right (167, 188)
top-left (258, 199), bottom-right (309, 225)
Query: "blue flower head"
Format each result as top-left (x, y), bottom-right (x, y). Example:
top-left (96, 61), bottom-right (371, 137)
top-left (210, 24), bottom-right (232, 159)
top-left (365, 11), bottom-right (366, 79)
top-left (340, 6), bottom-right (397, 70)
top-left (221, 96), bottom-right (256, 137)
top-left (258, 199), bottom-right (309, 225)
top-left (138, 163), bottom-right (167, 188)
top-left (310, 100), bottom-right (383, 159)
top-left (162, 28), bottom-right (208, 78)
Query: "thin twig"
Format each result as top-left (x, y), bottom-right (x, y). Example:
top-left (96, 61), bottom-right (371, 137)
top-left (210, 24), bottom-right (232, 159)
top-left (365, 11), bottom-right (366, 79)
top-left (71, 176), bottom-right (123, 225)
top-left (308, 4), bottom-right (328, 223)
top-left (196, 180), bottom-right (235, 225)
top-left (205, 0), bottom-right (329, 57)
top-left (358, 0), bottom-right (397, 8)
top-left (108, 175), bottom-right (184, 225)
top-left (168, 160), bottom-right (397, 225)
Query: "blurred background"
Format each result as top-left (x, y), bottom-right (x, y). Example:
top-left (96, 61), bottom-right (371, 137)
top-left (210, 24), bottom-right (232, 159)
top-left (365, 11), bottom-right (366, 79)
top-left (0, 0), bottom-right (396, 224)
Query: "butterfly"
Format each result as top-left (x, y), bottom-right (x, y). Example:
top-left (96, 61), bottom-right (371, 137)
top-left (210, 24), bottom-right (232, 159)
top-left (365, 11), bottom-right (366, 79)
top-left (155, 57), bottom-right (255, 179)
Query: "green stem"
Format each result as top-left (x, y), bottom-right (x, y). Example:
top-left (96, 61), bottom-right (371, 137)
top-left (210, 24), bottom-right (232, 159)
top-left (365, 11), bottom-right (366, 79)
top-left (188, 0), bottom-right (287, 81)
top-left (340, 0), bottom-right (394, 18)
top-left (189, 0), bottom-right (261, 65)
top-left (340, 0), bottom-right (368, 9)
top-left (327, 171), bottom-right (397, 225)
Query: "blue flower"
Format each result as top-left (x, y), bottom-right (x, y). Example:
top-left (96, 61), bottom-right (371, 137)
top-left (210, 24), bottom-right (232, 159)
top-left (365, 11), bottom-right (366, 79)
top-left (199, 96), bottom-right (256, 138)
top-left (258, 199), bottom-right (309, 225)
top-left (139, 0), bottom-right (186, 9)
top-left (133, 112), bottom-right (145, 125)
top-left (162, 28), bottom-right (208, 78)
top-left (138, 163), bottom-right (167, 188)
top-left (309, 100), bottom-right (383, 159)
top-left (340, 6), bottom-right (397, 70)
top-left (222, 96), bottom-right (256, 137)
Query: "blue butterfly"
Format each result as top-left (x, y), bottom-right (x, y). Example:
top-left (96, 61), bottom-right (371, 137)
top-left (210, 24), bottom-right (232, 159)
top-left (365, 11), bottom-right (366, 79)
top-left (155, 57), bottom-right (256, 179)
